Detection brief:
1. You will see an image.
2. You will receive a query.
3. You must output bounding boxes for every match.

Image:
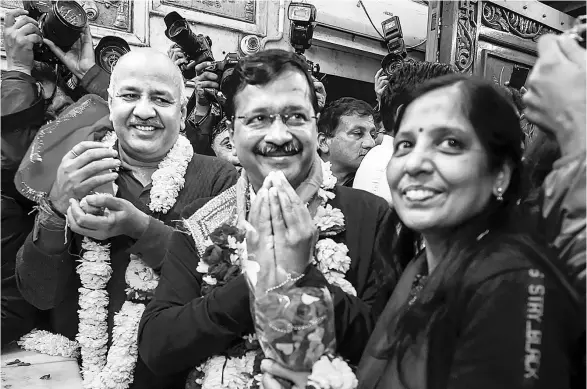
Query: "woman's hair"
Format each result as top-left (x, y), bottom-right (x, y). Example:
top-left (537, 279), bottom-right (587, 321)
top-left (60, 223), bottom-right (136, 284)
top-left (381, 75), bottom-right (532, 387)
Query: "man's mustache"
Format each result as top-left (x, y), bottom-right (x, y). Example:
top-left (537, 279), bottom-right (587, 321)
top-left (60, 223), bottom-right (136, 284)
top-left (254, 141), bottom-right (302, 156)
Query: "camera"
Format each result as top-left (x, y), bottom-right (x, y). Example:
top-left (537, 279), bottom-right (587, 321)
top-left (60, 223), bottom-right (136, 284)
top-left (164, 11), bottom-right (214, 80)
top-left (164, 11), bottom-right (241, 105)
top-left (23, 0), bottom-right (88, 64)
top-left (288, 3), bottom-right (321, 78)
top-left (204, 52), bottom-right (240, 105)
top-left (380, 15), bottom-right (407, 76)
top-left (94, 36), bottom-right (131, 74)
top-left (288, 2), bottom-right (317, 52)
top-left (381, 15), bottom-right (407, 58)
top-left (296, 53), bottom-right (321, 78)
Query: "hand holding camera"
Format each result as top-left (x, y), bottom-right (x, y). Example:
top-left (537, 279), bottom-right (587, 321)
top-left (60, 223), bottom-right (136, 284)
top-left (374, 68), bottom-right (389, 105)
top-left (312, 76), bottom-right (327, 111)
top-left (3, 9), bottom-right (42, 75)
top-left (193, 61), bottom-right (220, 107)
top-left (167, 43), bottom-right (196, 73)
top-left (44, 24), bottom-right (96, 80)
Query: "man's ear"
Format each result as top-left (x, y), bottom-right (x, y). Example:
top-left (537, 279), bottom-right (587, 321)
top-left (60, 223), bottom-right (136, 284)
top-left (108, 97), bottom-right (113, 122)
top-left (317, 133), bottom-right (330, 155)
top-left (393, 104), bottom-right (405, 124)
top-left (227, 119), bottom-right (235, 141)
top-left (180, 105), bottom-right (187, 131)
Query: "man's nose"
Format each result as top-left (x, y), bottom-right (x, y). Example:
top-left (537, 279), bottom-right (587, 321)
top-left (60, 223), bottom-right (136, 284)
top-left (263, 120), bottom-right (293, 145)
top-left (133, 97), bottom-right (157, 119)
top-left (363, 134), bottom-right (376, 150)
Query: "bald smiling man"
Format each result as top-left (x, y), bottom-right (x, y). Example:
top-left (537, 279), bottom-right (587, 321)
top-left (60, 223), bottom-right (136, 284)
top-left (14, 48), bottom-right (238, 388)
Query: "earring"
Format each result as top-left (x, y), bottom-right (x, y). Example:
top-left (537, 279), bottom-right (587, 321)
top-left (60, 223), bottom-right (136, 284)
top-left (496, 187), bottom-right (503, 202)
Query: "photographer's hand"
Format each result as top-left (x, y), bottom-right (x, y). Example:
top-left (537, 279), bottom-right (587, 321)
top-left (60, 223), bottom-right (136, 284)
top-left (312, 76), bottom-right (327, 111)
top-left (3, 9), bottom-right (42, 75)
top-left (167, 44), bottom-right (190, 68)
top-left (193, 61), bottom-right (219, 108)
top-left (374, 68), bottom-right (389, 105)
top-left (44, 24), bottom-right (96, 80)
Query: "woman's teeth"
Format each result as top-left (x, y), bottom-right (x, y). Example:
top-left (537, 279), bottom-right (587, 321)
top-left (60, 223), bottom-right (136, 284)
top-left (135, 125), bottom-right (155, 131)
top-left (405, 189), bottom-right (436, 201)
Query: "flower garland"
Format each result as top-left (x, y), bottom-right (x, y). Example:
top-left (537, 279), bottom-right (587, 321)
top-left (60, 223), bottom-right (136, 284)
top-left (188, 161), bottom-right (355, 389)
top-left (307, 354), bottom-right (358, 389)
top-left (19, 132), bottom-right (193, 389)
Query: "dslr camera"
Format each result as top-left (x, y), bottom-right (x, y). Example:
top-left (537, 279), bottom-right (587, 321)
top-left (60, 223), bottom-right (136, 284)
top-left (380, 15), bottom-right (407, 76)
top-left (164, 11), bottom-right (240, 104)
top-left (23, 0), bottom-right (88, 64)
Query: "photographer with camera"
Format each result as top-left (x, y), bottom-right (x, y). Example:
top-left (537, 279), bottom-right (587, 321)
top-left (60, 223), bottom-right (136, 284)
top-left (168, 43), bottom-right (222, 156)
top-left (1, 7), bottom-right (110, 347)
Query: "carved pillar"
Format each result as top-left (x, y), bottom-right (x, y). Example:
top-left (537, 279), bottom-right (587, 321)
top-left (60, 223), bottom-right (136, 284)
top-left (456, 0), bottom-right (478, 74)
top-left (433, 0), bottom-right (480, 74)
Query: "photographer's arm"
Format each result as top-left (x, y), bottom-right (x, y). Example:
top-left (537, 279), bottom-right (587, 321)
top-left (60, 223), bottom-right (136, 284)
top-left (1, 9), bottom-right (46, 171)
top-left (79, 65), bottom-right (110, 100)
top-left (44, 25), bottom-right (110, 99)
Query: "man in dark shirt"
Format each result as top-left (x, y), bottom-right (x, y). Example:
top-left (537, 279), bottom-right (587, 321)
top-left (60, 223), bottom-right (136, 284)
top-left (15, 48), bottom-right (238, 388)
top-left (317, 98), bottom-right (377, 187)
top-left (1, 8), bottom-right (111, 347)
top-left (138, 49), bottom-right (398, 386)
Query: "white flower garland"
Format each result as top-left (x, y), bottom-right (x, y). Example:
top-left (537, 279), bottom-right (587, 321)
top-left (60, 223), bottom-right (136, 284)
top-left (19, 132), bottom-right (193, 389)
top-left (197, 161), bottom-right (355, 389)
top-left (307, 355), bottom-right (358, 389)
top-left (17, 329), bottom-right (80, 358)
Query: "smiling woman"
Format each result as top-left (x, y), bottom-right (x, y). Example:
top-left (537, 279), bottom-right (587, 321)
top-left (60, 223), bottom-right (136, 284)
top-left (354, 74), bottom-right (583, 389)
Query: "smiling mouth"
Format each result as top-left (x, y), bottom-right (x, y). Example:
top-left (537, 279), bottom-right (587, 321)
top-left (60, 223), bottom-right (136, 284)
top-left (403, 188), bottom-right (441, 202)
top-left (131, 125), bottom-right (160, 132)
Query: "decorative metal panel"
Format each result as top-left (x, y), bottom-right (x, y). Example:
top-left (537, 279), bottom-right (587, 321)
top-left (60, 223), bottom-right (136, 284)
top-left (161, 0), bottom-right (256, 23)
top-left (482, 2), bottom-right (558, 42)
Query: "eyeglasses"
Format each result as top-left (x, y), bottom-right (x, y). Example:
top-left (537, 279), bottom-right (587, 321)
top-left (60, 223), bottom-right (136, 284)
top-left (233, 112), bottom-right (317, 130)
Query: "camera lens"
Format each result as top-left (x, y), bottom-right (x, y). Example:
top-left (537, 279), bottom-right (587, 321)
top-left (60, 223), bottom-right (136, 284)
top-left (41, 1), bottom-right (87, 52)
top-left (168, 20), bottom-right (189, 39)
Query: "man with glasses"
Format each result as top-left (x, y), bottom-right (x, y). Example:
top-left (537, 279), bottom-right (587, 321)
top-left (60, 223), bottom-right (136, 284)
top-left (138, 49), bottom-right (399, 384)
top-left (317, 97), bottom-right (377, 187)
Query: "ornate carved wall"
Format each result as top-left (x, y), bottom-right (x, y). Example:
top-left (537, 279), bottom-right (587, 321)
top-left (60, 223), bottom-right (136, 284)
top-left (429, 0), bottom-right (574, 86)
top-left (456, 0), bottom-right (477, 74)
top-left (481, 2), bottom-right (558, 42)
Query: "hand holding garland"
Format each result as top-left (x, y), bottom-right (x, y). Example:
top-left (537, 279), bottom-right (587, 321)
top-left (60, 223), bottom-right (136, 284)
top-left (260, 354), bottom-right (358, 389)
top-left (67, 194), bottom-right (150, 241)
top-left (49, 141), bottom-right (120, 215)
